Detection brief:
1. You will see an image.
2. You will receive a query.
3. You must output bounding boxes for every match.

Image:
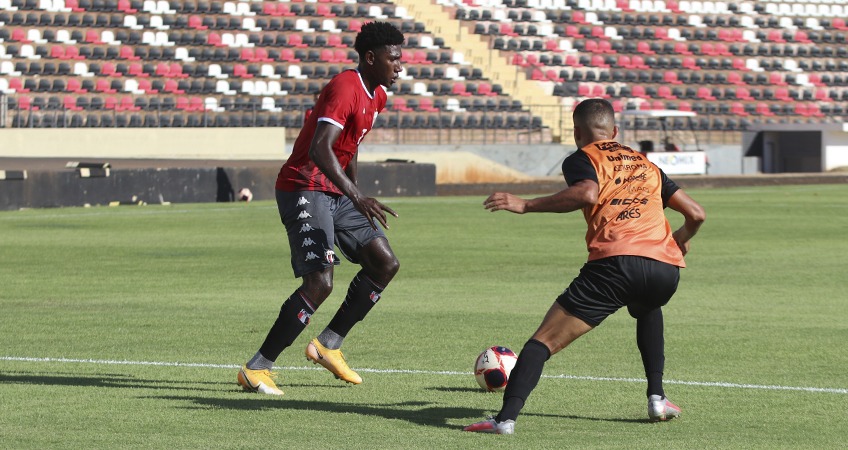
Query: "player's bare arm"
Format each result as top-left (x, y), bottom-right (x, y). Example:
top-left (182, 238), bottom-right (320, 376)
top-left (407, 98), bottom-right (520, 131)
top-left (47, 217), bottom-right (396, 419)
top-left (666, 189), bottom-right (706, 255)
top-left (309, 122), bottom-right (397, 230)
top-left (484, 179), bottom-right (599, 214)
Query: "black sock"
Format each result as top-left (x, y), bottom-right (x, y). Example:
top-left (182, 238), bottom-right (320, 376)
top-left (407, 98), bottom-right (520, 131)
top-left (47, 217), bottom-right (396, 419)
top-left (496, 339), bottom-right (551, 423)
top-left (325, 271), bottom-right (384, 337)
top-left (258, 291), bottom-right (315, 362)
top-left (636, 308), bottom-right (665, 398)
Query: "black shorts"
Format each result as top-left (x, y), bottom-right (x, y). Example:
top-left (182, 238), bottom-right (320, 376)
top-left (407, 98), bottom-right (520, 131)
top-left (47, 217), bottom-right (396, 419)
top-left (556, 256), bottom-right (680, 326)
top-left (277, 190), bottom-right (386, 278)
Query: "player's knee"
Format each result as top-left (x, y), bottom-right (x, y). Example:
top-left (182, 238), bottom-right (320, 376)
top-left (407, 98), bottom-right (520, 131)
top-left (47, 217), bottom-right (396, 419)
top-left (301, 273), bottom-right (334, 303)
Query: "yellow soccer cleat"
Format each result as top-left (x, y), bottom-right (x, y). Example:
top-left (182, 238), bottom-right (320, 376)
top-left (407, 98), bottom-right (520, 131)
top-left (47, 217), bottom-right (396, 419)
top-left (237, 365), bottom-right (284, 396)
top-left (305, 338), bottom-right (363, 385)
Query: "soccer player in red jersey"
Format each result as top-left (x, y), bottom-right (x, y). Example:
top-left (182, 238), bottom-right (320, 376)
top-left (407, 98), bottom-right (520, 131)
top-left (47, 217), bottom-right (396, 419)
top-left (237, 22), bottom-right (405, 395)
top-left (465, 99), bottom-right (706, 433)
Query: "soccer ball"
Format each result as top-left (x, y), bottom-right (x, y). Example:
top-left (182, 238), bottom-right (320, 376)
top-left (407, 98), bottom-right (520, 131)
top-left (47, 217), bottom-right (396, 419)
top-left (237, 188), bottom-right (253, 202)
top-left (474, 346), bottom-right (518, 392)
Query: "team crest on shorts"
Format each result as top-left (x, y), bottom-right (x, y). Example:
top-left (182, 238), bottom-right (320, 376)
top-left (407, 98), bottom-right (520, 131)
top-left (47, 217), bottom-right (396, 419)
top-left (325, 250), bottom-right (335, 264)
top-left (297, 309), bottom-right (311, 325)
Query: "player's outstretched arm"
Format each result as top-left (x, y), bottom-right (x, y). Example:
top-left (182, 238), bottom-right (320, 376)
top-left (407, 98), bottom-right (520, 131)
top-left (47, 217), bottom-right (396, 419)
top-left (484, 179), bottom-right (598, 214)
top-left (666, 189), bottom-right (705, 256)
top-left (308, 122), bottom-right (397, 230)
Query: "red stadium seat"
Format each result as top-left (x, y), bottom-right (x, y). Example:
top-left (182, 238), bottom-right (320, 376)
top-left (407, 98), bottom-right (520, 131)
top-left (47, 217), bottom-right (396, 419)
top-left (697, 87), bottom-right (716, 100)
top-left (451, 82), bottom-right (472, 97)
top-left (66, 78), bottom-right (86, 93)
top-left (590, 55), bottom-right (609, 68)
top-left (658, 86), bottom-right (676, 99)
top-left (730, 102), bottom-right (748, 116)
top-left (565, 54), bottom-right (582, 67)
top-left (95, 78), bottom-right (117, 93)
top-left (119, 46), bottom-right (139, 60)
top-left (565, 25), bottom-right (583, 38)
top-left (663, 71), bottom-right (682, 84)
top-left (774, 87), bottom-right (790, 101)
top-left (478, 82), bottom-right (496, 96)
top-left (391, 97), bottom-right (412, 112)
top-left (769, 72), bottom-right (786, 86)
top-left (499, 23), bottom-right (518, 37)
top-left (636, 41), bottom-right (655, 55)
top-left (101, 62), bottom-right (118, 77)
top-left (418, 97), bottom-right (438, 112)
top-left (767, 30), bottom-right (785, 43)
top-left (104, 96), bottom-right (118, 110)
top-left (545, 69), bottom-right (563, 82)
top-left (682, 57), bottom-right (700, 70)
top-left (118, 0), bottom-right (137, 12)
top-left (736, 87), bottom-right (753, 100)
top-left (674, 42), bottom-right (692, 55)
top-left (85, 30), bottom-right (103, 44)
top-left (631, 55), bottom-right (649, 69)
top-left (188, 15), bottom-right (206, 30)
top-left (119, 96), bottom-right (140, 111)
top-left (233, 64), bottom-right (253, 78)
top-left (511, 53), bottom-right (528, 67)
top-left (63, 96), bottom-right (81, 111)
top-left (632, 85), bottom-right (649, 98)
top-left (327, 34), bottom-right (343, 48)
top-left (591, 84), bottom-right (608, 98)
top-left (169, 62), bottom-right (187, 78)
top-left (128, 63), bottom-right (147, 77)
top-left (65, 46), bottom-right (83, 60)
top-left (755, 102), bottom-right (774, 116)
top-left (50, 45), bottom-right (66, 59)
top-left (572, 10), bottom-right (585, 23)
top-left (288, 34), bottom-right (307, 48)
top-left (814, 89), bottom-right (831, 102)
top-left (164, 79), bottom-right (185, 94)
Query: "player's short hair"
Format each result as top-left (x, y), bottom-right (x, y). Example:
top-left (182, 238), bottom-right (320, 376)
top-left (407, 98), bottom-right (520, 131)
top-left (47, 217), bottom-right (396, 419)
top-left (354, 22), bottom-right (405, 57)
top-left (573, 98), bottom-right (616, 130)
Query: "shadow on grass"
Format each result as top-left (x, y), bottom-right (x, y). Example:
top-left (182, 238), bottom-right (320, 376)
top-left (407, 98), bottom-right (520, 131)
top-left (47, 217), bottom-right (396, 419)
top-left (522, 411), bottom-right (650, 424)
top-left (0, 371), bottom-right (228, 392)
top-left (155, 395), bottom-right (484, 430)
top-left (427, 386), bottom-right (484, 393)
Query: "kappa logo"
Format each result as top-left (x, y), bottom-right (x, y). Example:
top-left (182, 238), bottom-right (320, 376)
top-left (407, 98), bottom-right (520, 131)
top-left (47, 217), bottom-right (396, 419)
top-left (297, 309), bottom-right (311, 325)
top-left (305, 251), bottom-right (319, 261)
top-left (298, 210), bottom-right (312, 220)
top-left (299, 223), bottom-right (314, 233)
top-left (297, 197), bottom-right (310, 206)
top-left (369, 291), bottom-right (381, 304)
top-left (324, 250), bottom-right (335, 264)
top-left (302, 237), bottom-right (316, 247)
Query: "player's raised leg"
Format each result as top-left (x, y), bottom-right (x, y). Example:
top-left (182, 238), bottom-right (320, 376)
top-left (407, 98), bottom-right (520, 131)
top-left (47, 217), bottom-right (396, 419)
top-left (307, 236), bottom-right (399, 384)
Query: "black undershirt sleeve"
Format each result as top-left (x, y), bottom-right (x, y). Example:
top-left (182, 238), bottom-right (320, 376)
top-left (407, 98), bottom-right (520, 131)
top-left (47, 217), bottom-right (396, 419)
top-left (659, 168), bottom-right (680, 208)
top-left (562, 150), bottom-right (597, 187)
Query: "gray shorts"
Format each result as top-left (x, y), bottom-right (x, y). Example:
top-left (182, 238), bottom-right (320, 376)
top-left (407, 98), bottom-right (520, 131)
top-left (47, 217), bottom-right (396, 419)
top-left (277, 190), bottom-right (386, 278)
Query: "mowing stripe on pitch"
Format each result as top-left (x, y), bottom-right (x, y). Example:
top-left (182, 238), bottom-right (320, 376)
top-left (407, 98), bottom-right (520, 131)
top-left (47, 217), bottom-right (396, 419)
top-left (2, 356), bottom-right (846, 395)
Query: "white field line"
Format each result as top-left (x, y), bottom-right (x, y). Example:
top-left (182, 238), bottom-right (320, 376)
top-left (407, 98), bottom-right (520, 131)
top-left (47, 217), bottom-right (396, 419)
top-left (2, 356), bottom-right (846, 395)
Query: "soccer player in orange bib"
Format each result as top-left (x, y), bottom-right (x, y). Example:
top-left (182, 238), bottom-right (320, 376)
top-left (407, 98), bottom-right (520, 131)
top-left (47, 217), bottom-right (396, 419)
top-left (465, 98), bottom-right (706, 434)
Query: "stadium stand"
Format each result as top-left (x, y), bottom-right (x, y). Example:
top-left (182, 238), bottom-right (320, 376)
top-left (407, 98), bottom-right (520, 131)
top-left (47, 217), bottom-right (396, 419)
top-left (0, 0), bottom-right (845, 139)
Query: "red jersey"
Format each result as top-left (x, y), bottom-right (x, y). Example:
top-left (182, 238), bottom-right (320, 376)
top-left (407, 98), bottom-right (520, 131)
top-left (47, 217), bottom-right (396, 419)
top-left (276, 70), bottom-right (387, 194)
top-left (562, 140), bottom-right (685, 267)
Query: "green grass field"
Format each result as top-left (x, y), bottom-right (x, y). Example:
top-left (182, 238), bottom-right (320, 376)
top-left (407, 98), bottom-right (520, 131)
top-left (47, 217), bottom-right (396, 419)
top-left (1, 184), bottom-right (847, 449)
